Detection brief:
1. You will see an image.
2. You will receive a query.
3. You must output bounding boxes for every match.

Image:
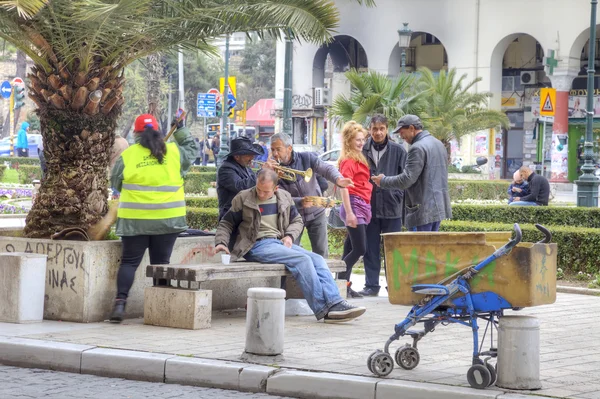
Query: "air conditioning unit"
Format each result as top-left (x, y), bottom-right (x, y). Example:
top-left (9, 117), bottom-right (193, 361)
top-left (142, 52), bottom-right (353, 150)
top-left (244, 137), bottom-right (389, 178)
top-left (313, 87), bottom-right (331, 107)
top-left (520, 71), bottom-right (537, 85)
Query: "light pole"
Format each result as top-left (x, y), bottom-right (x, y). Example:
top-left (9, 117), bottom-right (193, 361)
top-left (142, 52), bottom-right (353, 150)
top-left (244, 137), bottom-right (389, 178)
top-left (397, 22), bottom-right (412, 74)
top-left (576, 0), bottom-right (600, 207)
top-left (282, 29), bottom-right (294, 136)
top-left (217, 34), bottom-right (231, 167)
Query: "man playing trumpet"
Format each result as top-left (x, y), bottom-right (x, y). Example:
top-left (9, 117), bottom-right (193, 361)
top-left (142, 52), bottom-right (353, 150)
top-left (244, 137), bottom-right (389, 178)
top-left (265, 133), bottom-right (353, 257)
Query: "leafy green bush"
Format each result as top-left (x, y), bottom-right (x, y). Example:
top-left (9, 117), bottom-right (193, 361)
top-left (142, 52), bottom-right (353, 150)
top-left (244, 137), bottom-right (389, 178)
top-left (184, 172), bottom-right (216, 194)
top-left (452, 204), bottom-right (600, 229)
top-left (186, 207), bottom-right (219, 230)
top-left (190, 166), bottom-right (217, 173)
top-left (0, 157), bottom-right (40, 169)
top-left (186, 197), bottom-right (219, 208)
top-left (448, 180), bottom-right (510, 201)
top-left (461, 165), bottom-right (482, 174)
top-left (17, 165), bottom-right (42, 184)
top-left (0, 165), bottom-right (5, 181)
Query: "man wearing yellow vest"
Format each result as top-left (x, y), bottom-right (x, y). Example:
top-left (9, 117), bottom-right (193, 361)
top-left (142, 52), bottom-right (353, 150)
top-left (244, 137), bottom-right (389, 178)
top-left (109, 113), bottom-right (197, 323)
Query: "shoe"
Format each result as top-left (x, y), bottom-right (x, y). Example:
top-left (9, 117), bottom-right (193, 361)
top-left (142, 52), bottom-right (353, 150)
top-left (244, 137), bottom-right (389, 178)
top-left (109, 299), bottom-right (126, 323)
top-left (326, 300), bottom-right (366, 321)
top-left (358, 287), bottom-right (380, 297)
top-left (346, 281), bottom-right (363, 298)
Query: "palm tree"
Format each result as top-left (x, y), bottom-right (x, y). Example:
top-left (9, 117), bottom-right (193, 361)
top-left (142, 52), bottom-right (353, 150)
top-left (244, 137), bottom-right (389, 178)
top-left (415, 67), bottom-right (509, 159)
top-left (0, 0), bottom-right (373, 238)
top-left (329, 69), bottom-right (422, 128)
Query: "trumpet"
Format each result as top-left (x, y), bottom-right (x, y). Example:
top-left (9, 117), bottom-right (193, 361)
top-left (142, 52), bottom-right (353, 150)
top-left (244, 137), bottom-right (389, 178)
top-left (255, 160), bottom-right (313, 182)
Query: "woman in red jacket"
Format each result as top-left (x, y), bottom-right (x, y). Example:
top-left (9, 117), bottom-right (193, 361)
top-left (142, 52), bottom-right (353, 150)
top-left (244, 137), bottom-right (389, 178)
top-left (338, 121), bottom-right (373, 298)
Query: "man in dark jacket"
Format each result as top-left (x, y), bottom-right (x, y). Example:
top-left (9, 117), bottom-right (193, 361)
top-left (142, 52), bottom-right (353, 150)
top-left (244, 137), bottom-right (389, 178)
top-left (216, 137), bottom-right (265, 220)
top-left (372, 115), bottom-right (452, 231)
top-left (510, 166), bottom-right (550, 206)
top-left (268, 133), bottom-right (353, 257)
top-left (359, 114), bottom-right (407, 297)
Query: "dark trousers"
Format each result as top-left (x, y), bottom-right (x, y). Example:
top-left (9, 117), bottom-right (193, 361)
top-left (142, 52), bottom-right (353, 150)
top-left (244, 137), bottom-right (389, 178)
top-left (116, 232), bottom-right (179, 300)
top-left (17, 148), bottom-right (28, 157)
top-left (363, 217), bottom-right (403, 290)
top-left (293, 212), bottom-right (328, 258)
top-left (411, 221), bottom-right (441, 232)
top-left (340, 224), bottom-right (367, 281)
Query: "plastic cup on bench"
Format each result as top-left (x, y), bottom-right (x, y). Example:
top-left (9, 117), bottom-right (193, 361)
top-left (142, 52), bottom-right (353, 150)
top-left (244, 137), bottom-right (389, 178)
top-left (221, 254), bottom-right (231, 265)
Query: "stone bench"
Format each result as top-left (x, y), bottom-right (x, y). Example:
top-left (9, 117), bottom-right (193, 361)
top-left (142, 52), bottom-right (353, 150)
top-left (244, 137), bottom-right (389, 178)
top-left (144, 259), bottom-right (347, 330)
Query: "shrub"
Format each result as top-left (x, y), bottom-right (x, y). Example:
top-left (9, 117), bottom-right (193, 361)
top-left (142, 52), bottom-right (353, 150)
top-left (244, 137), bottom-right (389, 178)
top-left (186, 197), bottom-right (219, 208)
top-left (0, 157), bottom-right (40, 169)
top-left (17, 165), bottom-right (42, 184)
top-left (184, 172), bottom-right (216, 194)
top-left (190, 166), bottom-right (217, 173)
top-left (0, 165), bottom-right (5, 181)
top-left (186, 207), bottom-right (219, 230)
top-left (448, 180), bottom-right (510, 201)
top-left (452, 204), bottom-right (600, 229)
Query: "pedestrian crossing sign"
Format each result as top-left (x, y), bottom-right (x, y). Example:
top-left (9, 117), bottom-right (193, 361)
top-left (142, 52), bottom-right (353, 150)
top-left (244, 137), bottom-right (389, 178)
top-left (539, 88), bottom-right (556, 117)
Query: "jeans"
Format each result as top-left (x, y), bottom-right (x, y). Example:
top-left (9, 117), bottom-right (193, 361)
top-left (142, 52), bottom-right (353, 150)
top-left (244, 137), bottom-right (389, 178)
top-left (202, 153), bottom-right (209, 166)
top-left (116, 232), bottom-right (179, 300)
top-left (363, 217), bottom-right (403, 290)
top-left (244, 239), bottom-right (343, 320)
top-left (410, 221), bottom-right (441, 232)
top-left (509, 201), bottom-right (538, 206)
top-left (294, 212), bottom-right (329, 258)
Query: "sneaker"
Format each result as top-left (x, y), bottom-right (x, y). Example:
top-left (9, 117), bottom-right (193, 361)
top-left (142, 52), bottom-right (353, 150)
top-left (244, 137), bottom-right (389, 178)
top-left (347, 281), bottom-right (363, 298)
top-left (326, 300), bottom-right (366, 320)
top-left (109, 299), bottom-right (126, 324)
top-left (358, 287), bottom-right (380, 297)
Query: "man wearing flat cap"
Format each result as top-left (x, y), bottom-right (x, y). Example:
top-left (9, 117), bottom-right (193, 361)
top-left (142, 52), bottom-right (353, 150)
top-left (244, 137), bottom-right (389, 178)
top-left (371, 115), bottom-right (451, 231)
top-left (217, 137), bottom-right (266, 220)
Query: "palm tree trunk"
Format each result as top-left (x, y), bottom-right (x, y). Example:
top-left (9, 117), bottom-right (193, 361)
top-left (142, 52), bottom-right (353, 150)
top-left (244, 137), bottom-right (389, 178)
top-left (23, 65), bottom-right (124, 238)
top-left (146, 53), bottom-right (162, 119)
top-left (443, 139), bottom-right (452, 164)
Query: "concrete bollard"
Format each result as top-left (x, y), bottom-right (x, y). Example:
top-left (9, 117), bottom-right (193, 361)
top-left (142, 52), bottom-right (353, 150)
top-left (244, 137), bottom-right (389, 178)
top-left (0, 253), bottom-right (48, 323)
top-left (496, 315), bottom-right (541, 390)
top-left (245, 287), bottom-right (286, 356)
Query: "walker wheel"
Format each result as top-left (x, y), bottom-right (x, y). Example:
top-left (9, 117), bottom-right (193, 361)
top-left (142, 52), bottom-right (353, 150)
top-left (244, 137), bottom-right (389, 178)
top-left (486, 363), bottom-right (497, 387)
top-left (395, 345), bottom-right (420, 370)
top-left (467, 364), bottom-right (492, 389)
top-left (367, 350), bottom-right (381, 373)
top-left (369, 351), bottom-right (394, 377)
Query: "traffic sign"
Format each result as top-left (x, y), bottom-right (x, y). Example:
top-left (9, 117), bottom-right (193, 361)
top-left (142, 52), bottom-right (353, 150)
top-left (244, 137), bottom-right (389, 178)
top-left (207, 88), bottom-right (221, 103)
top-left (539, 88), bottom-right (556, 117)
top-left (0, 81), bottom-right (11, 99)
top-left (227, 93), bottom-right (236, 108)
top-left (12, 77), bottom-right (24, 86)
top-left (219, 76), bottom-right (237, 99)
top-left (197, 93), bottom-right (217, 118)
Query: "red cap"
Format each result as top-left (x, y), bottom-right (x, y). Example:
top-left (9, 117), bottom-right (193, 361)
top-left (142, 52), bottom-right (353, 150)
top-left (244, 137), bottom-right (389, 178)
top-left (134, 114), bottom-right (159, 132)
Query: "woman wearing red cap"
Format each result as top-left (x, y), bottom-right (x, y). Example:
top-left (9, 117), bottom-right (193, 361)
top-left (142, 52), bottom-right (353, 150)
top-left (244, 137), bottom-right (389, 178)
top-left (108, 114), bottom-right (198, 323)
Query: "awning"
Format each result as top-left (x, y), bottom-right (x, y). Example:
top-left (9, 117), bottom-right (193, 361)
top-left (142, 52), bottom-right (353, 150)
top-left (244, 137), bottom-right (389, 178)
top-left (246, 98), bottom-right (275, 127)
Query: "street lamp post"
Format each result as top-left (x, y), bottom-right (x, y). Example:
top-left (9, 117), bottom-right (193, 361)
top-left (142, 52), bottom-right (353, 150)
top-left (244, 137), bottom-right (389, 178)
top-left (397, 22), bottom-right (412, 74)
top-left (217, 34), bottom-right (231, 167)
top-left (282, 29), bottom-right (294, 136)
top-left (576, 0), bottom-right (600, 207)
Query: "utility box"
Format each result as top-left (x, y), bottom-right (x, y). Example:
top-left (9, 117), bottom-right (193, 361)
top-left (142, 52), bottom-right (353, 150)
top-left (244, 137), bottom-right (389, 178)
top-left (383, 231), bottom-right (557, 308)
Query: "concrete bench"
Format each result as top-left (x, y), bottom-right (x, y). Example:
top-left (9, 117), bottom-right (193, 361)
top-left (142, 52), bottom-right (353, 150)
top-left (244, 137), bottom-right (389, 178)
top-left (144, 259), bottom-right (346, 330)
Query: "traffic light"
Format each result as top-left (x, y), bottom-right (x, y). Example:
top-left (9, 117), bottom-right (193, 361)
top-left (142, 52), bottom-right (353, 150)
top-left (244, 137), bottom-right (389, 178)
top-left (216, 101), bottom-right (222, 117)
top-left (13, 86), bottom-right (25, 110)
top-left (227, 98), bottom-right (235, 118)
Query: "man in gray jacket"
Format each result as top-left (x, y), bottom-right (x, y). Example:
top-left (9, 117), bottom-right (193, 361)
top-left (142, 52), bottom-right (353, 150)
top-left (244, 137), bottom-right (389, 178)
top-left (371, 115), bottom-right (451, 231)
top-left (268, 133), bottom-right (353, 257)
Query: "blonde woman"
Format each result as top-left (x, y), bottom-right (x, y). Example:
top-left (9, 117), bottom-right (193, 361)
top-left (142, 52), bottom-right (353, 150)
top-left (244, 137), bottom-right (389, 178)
top-left (338, 121), bottom-right (373, 298)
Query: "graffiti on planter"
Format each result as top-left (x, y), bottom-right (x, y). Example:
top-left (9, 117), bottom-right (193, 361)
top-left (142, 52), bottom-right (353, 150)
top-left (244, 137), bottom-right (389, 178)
top-left (292, 94), bottom-right (312, 108)
top-left (47, 268), bottom-right (77, 293)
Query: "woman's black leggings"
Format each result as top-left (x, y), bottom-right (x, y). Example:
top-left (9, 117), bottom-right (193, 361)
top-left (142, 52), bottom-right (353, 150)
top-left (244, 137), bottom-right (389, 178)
top-left (116, 232), bottom-right (179, 300)
top-left (340, 224), bottom-right (367, 281)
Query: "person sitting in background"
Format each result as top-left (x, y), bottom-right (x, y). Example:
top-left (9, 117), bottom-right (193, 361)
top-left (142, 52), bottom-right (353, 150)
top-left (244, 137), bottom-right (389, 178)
top-left (507, 170), bottom-right (530, 204)
top-left (509, 166), bottom-right (550, 206)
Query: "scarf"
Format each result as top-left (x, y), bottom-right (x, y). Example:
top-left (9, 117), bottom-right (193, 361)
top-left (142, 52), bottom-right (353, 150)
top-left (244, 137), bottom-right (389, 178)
top-left (372, 135), bottom-right (389, 151)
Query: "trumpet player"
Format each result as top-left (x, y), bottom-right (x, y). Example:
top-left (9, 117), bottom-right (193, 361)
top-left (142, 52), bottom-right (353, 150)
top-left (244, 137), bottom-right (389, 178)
top-left (266, 133), bottom-right (354, 258)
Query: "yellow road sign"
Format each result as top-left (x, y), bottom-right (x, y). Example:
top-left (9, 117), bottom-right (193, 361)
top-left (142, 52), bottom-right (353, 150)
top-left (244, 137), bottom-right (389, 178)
top-left (219, 76), bottom-right (237, 99)
top-left (540, 88), bottom-right (556, 117)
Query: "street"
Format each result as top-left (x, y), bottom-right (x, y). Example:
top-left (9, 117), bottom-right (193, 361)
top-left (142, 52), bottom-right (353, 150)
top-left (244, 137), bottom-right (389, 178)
top-left (0, 365), bottom-right (292, 399)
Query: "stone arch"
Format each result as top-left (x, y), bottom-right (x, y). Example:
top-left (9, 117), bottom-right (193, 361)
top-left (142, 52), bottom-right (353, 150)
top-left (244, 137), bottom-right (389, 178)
top-left (312, 35), bottom-right (368, 88)
top-left (387, 31), bottom-right (449, 77)
top-left (568, 25), bottom-right (600, 73)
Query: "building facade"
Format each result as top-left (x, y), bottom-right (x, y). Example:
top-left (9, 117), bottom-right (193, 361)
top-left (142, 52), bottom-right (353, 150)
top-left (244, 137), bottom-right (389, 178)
top-left (274, 0), bottom-right (600, 181)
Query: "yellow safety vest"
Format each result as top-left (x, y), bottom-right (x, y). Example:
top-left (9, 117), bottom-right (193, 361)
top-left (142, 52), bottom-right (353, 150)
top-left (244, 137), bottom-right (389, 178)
top-left (118, 142), bottom-right (185, 220)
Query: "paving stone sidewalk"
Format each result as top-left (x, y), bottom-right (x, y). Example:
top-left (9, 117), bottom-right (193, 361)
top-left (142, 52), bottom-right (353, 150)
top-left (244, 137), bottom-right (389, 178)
top-left (1, 293), bottom-right (599, 398)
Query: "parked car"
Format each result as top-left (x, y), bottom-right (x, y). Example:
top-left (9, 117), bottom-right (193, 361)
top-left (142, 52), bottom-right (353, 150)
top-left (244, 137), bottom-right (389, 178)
top-left (318, 148), bottom-right (341, 168)
top-left (292, 144), bottom-right (321, 154)
top-left (0, 134), bottom-right (42, 158)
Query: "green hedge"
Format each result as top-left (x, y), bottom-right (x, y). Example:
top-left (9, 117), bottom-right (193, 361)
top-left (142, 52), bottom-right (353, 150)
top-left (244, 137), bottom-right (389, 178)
top-left (17, 165), bottom-right (42, 184)
top-left (187, 207), bottom-right (219, 230)
top-left (184, 172), bottom-right (216, 194)
top-left (186, 197), bottom-right (219, 208)
top-left (448, 180), bottom-right (510, 201)
top-left (0, 157), bottom-right (40, 169)
top-left (452, 204), bottom-right (600, 229)
top-left (0, 165), bottom-right (5, 181)
top-left (190, 166), bottom-right (217, 173)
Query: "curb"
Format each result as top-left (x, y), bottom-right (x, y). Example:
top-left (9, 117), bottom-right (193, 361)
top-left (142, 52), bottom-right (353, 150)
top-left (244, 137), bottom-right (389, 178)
top-left (0, 336), bottom-right (555, 399)
top-left (557, 285), bottom-right (600, 296)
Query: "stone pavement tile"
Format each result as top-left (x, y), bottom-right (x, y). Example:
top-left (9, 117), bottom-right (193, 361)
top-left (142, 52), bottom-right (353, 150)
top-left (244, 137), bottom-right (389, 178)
top-left (572, 391), bottom-right (600, 399)
top-left (533, 387), bottom-right (587, 398)
top-left (567, 383), bottom-right (600, 394)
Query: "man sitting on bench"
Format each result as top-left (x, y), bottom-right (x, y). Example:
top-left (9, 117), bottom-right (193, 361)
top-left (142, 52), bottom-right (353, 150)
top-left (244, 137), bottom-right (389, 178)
top-left (214, 169), bottom-right (366, 323)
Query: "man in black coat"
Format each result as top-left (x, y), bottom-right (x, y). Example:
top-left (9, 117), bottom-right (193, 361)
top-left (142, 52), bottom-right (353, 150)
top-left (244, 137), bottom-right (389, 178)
top-left (359, 114), bottom-right (407, 297)
top-left (216, 137), bottom-right (265, 220)
top-left (509, 166), bottom-right (550, 206)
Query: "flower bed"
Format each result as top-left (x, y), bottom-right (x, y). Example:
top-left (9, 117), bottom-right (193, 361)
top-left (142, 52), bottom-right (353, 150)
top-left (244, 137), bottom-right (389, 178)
top-left (0, 203), bottom-right (28, 214)
top-left (0, 188), bottom-right (33, 199)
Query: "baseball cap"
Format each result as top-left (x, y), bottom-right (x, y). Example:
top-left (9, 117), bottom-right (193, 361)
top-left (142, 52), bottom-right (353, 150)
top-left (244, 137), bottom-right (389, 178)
top-left (392, 114), bottom-right (423, 133)
top-left (134, 114), bottom-right (159, 132)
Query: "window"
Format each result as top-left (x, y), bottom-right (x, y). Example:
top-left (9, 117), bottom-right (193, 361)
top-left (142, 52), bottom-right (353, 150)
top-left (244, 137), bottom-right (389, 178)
top-left (422, 34), bottom-right (441, 45)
